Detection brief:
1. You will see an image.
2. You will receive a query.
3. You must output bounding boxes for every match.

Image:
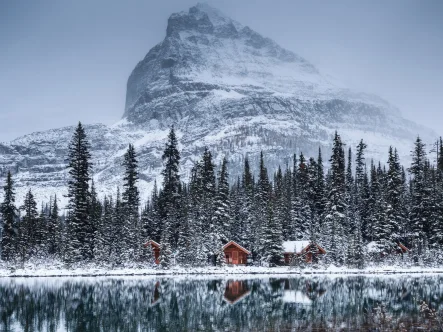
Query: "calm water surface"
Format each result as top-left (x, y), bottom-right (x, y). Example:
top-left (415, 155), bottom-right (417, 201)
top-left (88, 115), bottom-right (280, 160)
top-left (1, 275), bottom-right (443, 331)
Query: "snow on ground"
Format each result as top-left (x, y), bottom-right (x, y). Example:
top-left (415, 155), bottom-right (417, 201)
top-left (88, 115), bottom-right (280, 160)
top-left (1, 263), bottom-right (443, 278)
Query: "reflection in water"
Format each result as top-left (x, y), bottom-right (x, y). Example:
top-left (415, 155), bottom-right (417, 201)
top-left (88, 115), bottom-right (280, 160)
top-left (224, 280), bottom-right (250, 304)
top-left (1, 276), bottom-right (443, 331)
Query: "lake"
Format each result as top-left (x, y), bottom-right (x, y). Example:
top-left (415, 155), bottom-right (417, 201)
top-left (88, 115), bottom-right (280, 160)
top-left (1, 275), bottom-right (442, 331)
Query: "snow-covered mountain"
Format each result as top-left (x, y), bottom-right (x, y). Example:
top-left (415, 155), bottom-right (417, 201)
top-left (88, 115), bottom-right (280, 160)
top-left (0, 3), bottom-right (435, 206)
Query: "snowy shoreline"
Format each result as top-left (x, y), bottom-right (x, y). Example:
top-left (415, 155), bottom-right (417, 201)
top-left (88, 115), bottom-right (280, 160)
top-left (1, 265), bottom-right (443, 278)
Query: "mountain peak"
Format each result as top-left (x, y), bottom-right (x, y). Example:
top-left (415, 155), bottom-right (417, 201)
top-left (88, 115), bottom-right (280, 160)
top-left (166, 2), bottom-right (242, 38)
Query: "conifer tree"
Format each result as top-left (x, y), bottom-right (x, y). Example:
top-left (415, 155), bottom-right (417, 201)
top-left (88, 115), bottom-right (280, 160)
top-left (87, 180), bottom-right (101, 260)
top-left (254, 152), bottom-right (271, 261)
top-left (314, 148), bottom-right (326, 220)
top-left (386, 147), bottom-right (403, 242)
top-left (408, 137), bottom-right (428, 256)
top-left (213, 157), bottom-right (230, 242)
top-left (240, 157), bottom-right (254, 248)
top-left (66, 122), bottom-right (93, 262)
top-left (159, 126), bottom-right (181, 248)
top-left (1, 171), bottom-right (17, 262)
top-left (47, 195), bottom-right (60, 256)
top-left (324, 132), bottom-right (346, 265)
top-left (122, 144), bottom-right (140, 261)
top-left (262, 204), bottom-right (283, 266)
top-left (18, 189), bottom-right (38, 261)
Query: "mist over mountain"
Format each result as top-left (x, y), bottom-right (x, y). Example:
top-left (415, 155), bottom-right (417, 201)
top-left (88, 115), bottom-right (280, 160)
top-left (0, 3), bottom-right (435, 206)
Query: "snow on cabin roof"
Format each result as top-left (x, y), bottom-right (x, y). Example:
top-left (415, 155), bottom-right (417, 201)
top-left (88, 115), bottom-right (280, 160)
top-left (282, 241), bottom-right (311, 254)
top-left (223, 240), bottom-right (251, 254)
top-left (143, 240), bottom-right (160, 248)
top-left (366, 241), bottom-right (379, 253)
top-left (366, 241), bottom-right (410, 253)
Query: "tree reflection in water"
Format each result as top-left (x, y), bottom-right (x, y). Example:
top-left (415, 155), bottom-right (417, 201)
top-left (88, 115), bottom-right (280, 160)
top-left (1, 276), bottom-right (443, 331)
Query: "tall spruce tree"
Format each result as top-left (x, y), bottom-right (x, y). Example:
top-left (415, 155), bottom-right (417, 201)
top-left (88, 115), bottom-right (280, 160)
top-left (324, 132), bottom-right (347, 265)
top-left (254, 152), bottom-right (271, 262)
top-left (66, 122), bottom-right (93, 263)
top-left (159, 126), bottom-right (181, 250)
top-left (408, 137), bottom-right (428, 257)
top-left (47, 195), bottom-right (60, 257)
top-left (1, 171), bottom-right (17, 262)
top-left (240, 157), bottom-right (254, 248)
top-left (18, 189), bottom-right (38, 262)
top-left (121, 144), bottom-right (140, 261)
top-left (213, 157), bottom-right (230, 242)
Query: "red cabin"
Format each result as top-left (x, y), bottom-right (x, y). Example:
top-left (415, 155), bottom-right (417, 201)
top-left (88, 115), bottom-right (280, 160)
top-left (143, 240), bottom-right (161, 264)
top-left (223, 241), bottom-right (250, 265)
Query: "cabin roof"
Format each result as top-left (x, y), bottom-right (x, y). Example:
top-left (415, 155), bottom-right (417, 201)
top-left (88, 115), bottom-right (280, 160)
top-left (398, 242), bottom-right (410, 252)
top-left (366, 241), bottom-right (410, 253)
top-left (283, 241), bottom-right (310, 253)
top-left (282, 241), bottom-right (326, 254)
top-left (223, 240), bottom-right (251, 255)
top-left (143, 240), bottom-right (161, 248)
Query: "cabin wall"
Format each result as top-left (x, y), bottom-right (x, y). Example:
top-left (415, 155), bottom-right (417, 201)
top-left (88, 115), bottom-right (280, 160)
top-left (224, 245), bottom-right (248, 265)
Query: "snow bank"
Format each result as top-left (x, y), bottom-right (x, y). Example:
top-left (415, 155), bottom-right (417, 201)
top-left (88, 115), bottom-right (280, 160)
top-left (1, 264), bottom-right (443, 278)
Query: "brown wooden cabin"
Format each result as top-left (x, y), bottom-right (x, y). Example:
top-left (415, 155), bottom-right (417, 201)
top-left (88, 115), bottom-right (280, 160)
top-left (283, 241), bottom-right (326, 264)
top-left (143, 240), bottom-right (161, 264)
top-left (367, 241), bottom-right (410, 258)
top-left (224, 280), bottom-right (250, 304)
top-left (397, 242), bottom-right (409, 254)
top-left (223, 241), bottom-right (250, 265)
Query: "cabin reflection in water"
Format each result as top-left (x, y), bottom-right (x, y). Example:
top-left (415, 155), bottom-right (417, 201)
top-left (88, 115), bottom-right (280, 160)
top-left (282, 279), bottom-right (327, 304)
top-left (151, 281), bottom-right (161, 306)
top-left (224, 280), bottom-right (250, 304)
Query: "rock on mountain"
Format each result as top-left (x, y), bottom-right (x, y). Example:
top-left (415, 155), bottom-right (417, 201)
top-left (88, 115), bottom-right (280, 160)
top-left (0, 3), bottom-right (435, 206)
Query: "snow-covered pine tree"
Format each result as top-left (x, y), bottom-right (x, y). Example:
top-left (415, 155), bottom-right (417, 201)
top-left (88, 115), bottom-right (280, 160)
top-left (159, 126), bottom-right (181, 249)
top-left (122, 144), bottom-right (140, 262)
top-left (93, 195), bottom-right (110, 264)
top-left (112, 188), bottom-right (124, 264)
top-left (370, 161), bottom-right (390, 252)
top-left (273, 166), bottom-right (286, 242)
top-left (240, 157), bottom-right (254, 249)
top-left (213, 157), bottom-right (230, 243)
top-left (324, 132), bottom-right (347, 265)
top-left (1, 171), bottom-right (17, 262)
top-left (345, 148), bottom-right (356, 265)
top-left (228, 180), bottom-right (243, 244)
top-left (307, 157), bottom-right (320, 240)
top-left (386, 147), bottom-right (403, 244)
top-left (289, 153), bottom-right (299, 241)
top-left (66, 122), bottom-right (93, 263)
top-left (47, 194), bottom-right (61, 257)
top-left (262, 203), bottom-right (283, 266)
top-left (18, 189), bottom-right (38, 262)
top-left (199, 148), bottom-right (217, 264)
top-left (408, 136), bottom-right (428, 257)
top-left (159, 239), bottom-right (173, 268)
top-left (438, 137), bottom-right (443, 172)
top-left (87, 180), bottom-right (101, 261)
top-left (254, 151), bottom-right (272, 262)
top-left (292, 153), bottom-right (309, 240)
top-left (282, 165), bottom-right (293, 241)
top-left (314, 148), bottom-right (327, 223)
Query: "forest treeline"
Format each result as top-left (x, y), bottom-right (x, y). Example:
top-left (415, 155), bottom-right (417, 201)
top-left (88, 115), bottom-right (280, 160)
top-left (1, 122), bottom-right (443, 268)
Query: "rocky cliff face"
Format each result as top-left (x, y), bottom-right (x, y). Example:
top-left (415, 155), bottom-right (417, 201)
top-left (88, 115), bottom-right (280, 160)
top-left (0, 3), bottom-right (434, 206)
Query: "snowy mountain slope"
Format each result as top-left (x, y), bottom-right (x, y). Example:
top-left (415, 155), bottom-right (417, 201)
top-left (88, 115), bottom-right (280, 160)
top-left (0, 3), bottom-right (436, 206)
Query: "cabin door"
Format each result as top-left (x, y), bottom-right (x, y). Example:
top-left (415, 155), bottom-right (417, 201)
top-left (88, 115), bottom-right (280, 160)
top-left (233, 251), bottom-right (238, 264)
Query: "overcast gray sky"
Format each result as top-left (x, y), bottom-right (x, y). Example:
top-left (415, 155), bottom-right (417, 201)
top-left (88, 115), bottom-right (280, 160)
top-left (1, 0), bottom-right (442, 142)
